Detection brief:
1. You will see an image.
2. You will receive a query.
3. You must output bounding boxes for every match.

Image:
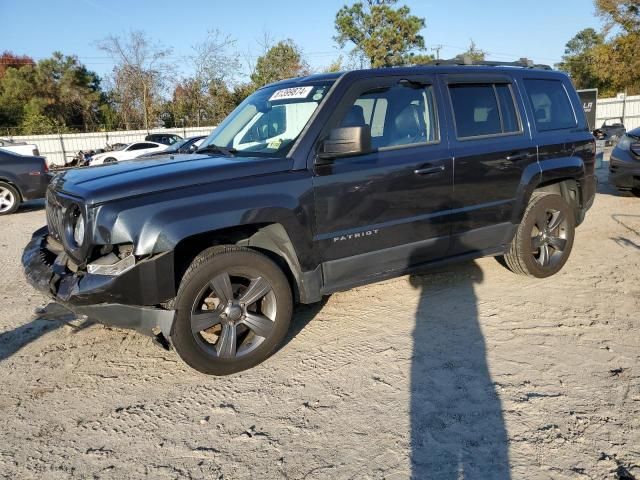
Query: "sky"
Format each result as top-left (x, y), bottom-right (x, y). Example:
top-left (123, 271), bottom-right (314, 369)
top-left (0, 0), bottom-right (602, 82)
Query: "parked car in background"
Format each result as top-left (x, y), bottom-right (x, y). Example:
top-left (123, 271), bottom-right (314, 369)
top-left (0, 149), bottom-right (49, 215)
top-left (609, 127), bottom-right (640, 196)
top-left (145, 133), bottom-right (183, 145)
top-left (600, 118), bottom-right (626, 145)
top-left (137, 136), bottom-right (206, 159)
top-left (89, 142), bottom-right (168, 165)
top-left (0, 138), bottom-right (40, 157)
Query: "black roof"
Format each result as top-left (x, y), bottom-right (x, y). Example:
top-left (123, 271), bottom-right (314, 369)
top-left (268, 60), bottom-right (562, 90)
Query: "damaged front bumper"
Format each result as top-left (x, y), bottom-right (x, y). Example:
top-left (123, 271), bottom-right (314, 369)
top-left (22, 226), bottom-right (176, 339)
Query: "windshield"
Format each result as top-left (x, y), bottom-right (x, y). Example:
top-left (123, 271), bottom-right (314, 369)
top-left (199, 81), bottom-right (333, 157)
top-left (166, 138), bottom-right (189, 152)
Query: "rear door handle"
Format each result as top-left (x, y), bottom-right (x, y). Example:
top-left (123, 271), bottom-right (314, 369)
top-left (506, 152), bottom-right (535, 162)
top-left (414, 165), bottom-right (445, 176)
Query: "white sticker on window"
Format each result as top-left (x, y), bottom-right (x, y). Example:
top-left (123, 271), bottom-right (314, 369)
top-left (269, 86), bottom-right (313, 102)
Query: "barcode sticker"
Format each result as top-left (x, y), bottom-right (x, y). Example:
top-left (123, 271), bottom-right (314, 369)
top-left (269, 86), bottom-right (313, 102)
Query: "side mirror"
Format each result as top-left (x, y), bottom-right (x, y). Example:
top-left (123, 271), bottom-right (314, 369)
top-left (188, 144), bottom-right (198, 153)
top-left (317, 125), bottom-right (372, 163)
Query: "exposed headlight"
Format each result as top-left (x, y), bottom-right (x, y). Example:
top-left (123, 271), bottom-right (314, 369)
top-left (87, 251), bottom-right (136, 276)
top-left (73, 214), bottom-right (85, 247)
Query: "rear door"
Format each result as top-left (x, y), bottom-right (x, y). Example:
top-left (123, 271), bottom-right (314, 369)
top-left (443, 73), bottom-right (538, 254)
top-left (311, 74), bottom-right (454, 290)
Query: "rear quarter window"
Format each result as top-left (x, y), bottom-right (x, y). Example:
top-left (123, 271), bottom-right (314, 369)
top-left (524, 79), bottom-right (577, 131)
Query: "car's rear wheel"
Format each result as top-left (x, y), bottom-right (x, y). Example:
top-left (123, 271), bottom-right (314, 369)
top-left (632, 188), bottom-right (640, 198)
top-left (0, 182), bottom-right (20, 215)
top-left (500, 192), bottom-right (575, 278)
top-left (170, 246), bottom-right (292, 375)
top-left (104, 157), bottom-right (117, 163)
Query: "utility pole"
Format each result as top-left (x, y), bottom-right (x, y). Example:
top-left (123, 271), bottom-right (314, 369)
top-left (431, 45), bottom-right (443, 60)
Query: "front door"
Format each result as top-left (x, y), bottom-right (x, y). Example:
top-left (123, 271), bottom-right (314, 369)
top-left (311, 75), bottom-right (453, 290)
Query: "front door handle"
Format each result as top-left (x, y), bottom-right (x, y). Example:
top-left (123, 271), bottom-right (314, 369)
top-left (414, 165), bottom-right (445, 176)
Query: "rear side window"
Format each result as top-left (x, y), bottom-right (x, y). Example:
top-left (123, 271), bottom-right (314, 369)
top-left (524, 79), bottom-right (577, 131)
top-left (449, 83), bottom-right (521, 139)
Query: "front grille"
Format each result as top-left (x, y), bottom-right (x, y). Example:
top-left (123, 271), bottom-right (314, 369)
top-left (46, 189), bottom-right (64, 241)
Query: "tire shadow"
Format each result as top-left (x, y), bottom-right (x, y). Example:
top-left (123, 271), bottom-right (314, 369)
top-left (408, 257), bottom-right (510, 478)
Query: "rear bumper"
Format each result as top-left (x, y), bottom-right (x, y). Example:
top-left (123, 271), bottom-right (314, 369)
top-left (22, 227), bottom-right (175, 337)
top-left (19, 172), bottom-right (50, 201)
top-left (576, 174), bottom-right (597, 225)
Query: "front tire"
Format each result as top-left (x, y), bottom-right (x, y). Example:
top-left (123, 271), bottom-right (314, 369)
top-left (0, 182), bottom-right (20, 215)
top-left (500, 192), bottom-right (575, 278)
top-left (170, 246), bottom-right (293, 375)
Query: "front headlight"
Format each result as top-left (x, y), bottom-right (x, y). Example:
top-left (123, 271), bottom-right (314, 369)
top-left (64, 204), bottom-right (85, 250)
top-left (73, 214), bottom-right (85, 247)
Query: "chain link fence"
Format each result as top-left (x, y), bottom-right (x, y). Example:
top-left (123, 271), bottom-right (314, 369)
top-left (1, 126), bottom-right (216, 166)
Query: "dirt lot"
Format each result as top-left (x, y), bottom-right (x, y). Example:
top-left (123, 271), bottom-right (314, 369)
top-left (0, 165), bottom-right (638, 479)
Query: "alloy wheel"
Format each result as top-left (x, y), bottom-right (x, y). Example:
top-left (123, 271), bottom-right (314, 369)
top-left (190, 272), bottom-right (276, 359)
top-left (0, 186), bottom-right (16, 214)
top-left (531, 207), bottom-right (569, 268)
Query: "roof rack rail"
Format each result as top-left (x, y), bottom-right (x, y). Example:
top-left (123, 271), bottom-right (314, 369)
top-left (433, 57), bottom-right (553, 70)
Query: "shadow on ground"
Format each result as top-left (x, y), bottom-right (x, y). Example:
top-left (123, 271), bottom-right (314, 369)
top-left (0, 303), bottom-right (90, 362)
top-left (16, 199), bottom-right (45, 214)
top-left (408, 256), bottom-right (510, 477)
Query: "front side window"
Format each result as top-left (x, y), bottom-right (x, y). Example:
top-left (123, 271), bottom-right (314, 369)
top-left (339, 83), bottom-right (439, 150)
top-left (200, 82), bottom-right (332, 157)
top-left (524, 79), bottom-right (577, 131)
top-left (449, 83), bottom-right (522, 139)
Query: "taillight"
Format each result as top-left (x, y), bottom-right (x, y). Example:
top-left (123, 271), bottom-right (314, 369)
top-left (43, 158), bottom-right (49, 173)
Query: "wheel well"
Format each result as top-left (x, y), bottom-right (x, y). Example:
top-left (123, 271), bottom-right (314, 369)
top-left (534, 178), bottom-right (579, 219)
top-left (172, 223), bottom-right (299, 302)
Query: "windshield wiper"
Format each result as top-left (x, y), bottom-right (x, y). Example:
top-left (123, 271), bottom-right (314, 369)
top-left (196, 144), bottom-right (237, 157)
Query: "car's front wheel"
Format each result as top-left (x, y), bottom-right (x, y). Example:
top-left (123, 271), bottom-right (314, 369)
top-left (0, 182), bottom-right (20, 215)
top-left (500, 192), bottom-right (575, 278)
top-left (170, 246), bottom-right (293, 375)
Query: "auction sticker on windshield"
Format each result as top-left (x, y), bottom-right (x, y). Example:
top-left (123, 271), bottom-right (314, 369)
top-left (269, 86), bottom-right (313, 102)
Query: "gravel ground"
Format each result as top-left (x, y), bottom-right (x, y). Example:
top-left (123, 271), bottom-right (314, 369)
top-left (0, 164), bottom-right (638, 479)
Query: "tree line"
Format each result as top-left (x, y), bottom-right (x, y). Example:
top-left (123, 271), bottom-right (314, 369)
top-left (558, 0), bottom-right (640, 96)
top-left (18, 0), bottom-right (636, 136)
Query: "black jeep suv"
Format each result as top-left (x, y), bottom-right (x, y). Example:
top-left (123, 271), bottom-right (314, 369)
top-left (23, 64), bottom-right (596, 375)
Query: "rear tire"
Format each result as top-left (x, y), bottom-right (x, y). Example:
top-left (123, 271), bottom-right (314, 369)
top-left (0, 182), bottom-right (20, 215)
top-left (104, 157), bottom-right (117, 163)
top-left (500, 192), bottom-right (575, 278)
top-left (170, 246), bottom-right (293, 375)
top-left (632, 188), bottom-right (640, 198)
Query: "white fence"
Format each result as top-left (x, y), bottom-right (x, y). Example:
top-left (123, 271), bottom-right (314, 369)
top-left (4, 93), bottom-right (639, 166)
top-left (596, 94), bottom-right (640, 131)
top-left (6, 126), bottom-right (216, 166)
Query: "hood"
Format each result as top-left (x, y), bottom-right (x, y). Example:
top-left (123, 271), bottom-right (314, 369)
top-left (51, 153), bottom-right (291, 205)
